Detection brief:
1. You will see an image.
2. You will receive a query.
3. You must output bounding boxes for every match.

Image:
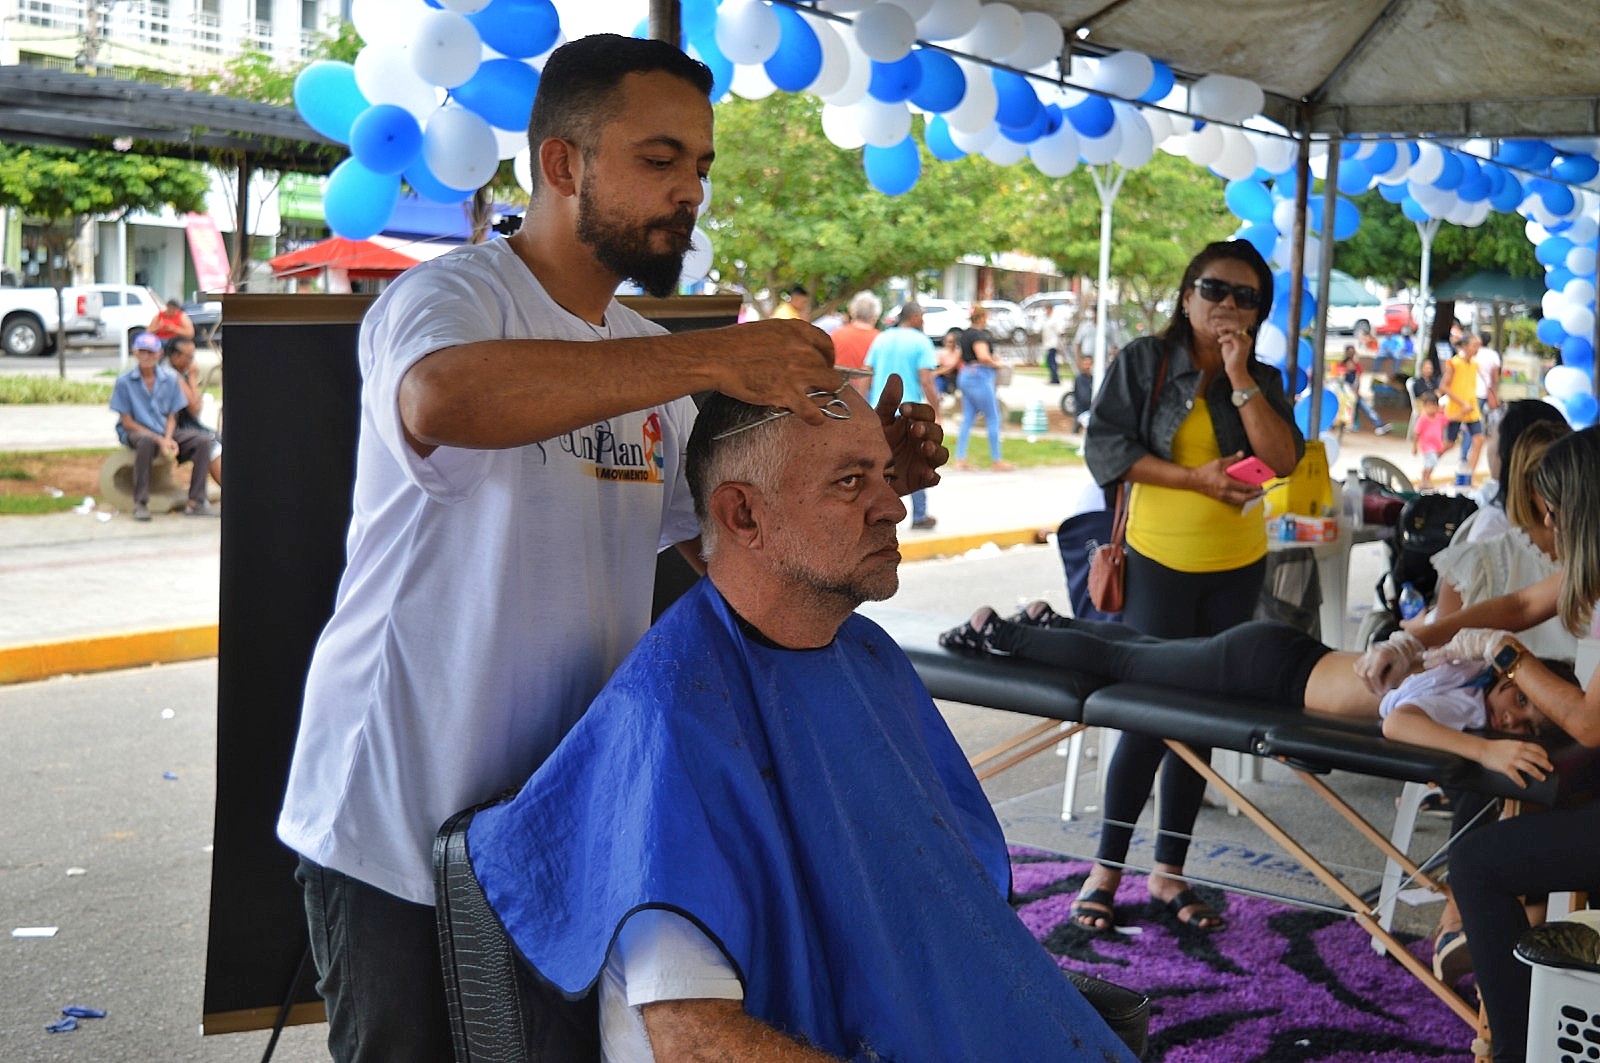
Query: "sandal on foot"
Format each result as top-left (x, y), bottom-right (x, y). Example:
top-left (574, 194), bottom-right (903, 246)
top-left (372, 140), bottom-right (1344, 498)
top-left (1420, 789), bottom-right (1453, 818)
top-left (1164, 888), bottom-right (1225, 932)
top-left (1070, 888), bottom-right (1118, 932)
top-left (939, 607), bottom-right (1009, 656)
top-left (1009, 600), bottom-right (1069, 628)
top-left (1433, 929), bottom-right (1472, 985)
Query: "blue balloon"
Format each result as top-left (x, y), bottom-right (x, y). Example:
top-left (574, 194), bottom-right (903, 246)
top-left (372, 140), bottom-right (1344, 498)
top-left (1065, 94), bottom-right (1114, 138)
top-left (1539, 180), bottom-right (1577, 216)
top-left (910, 48), bottom-right (964, 113)
top-left (992, 69), bottom-right (1040, 130)
top-left (1562, 390), bottom-right (1598, 428)
top-left (1138, 60), bottom-right (1174, 103)
top-left (868, 54), bottom-right (922, 103)
top-left (630, 16), bottom-right (649, 38)
top-left (1272, 171), bottom-right (1299, 199)
top-left (1564, 344), bottom-right (1595, 375)
top-left (681, 0), bottom-right (718, 40)
top-left (1401, 196), bottom-right (1431, 223)
top-left (924, 116), bottom-right (966, 161)
top-left (689, 31), bottom-right (733, 102)
top-left (1456, 169), bottom-right (1491, 203)
top-left (452, 58), bottom-right (540, 130)
top-left (1546, 266), bottom-right (1576, 292)
top-left (1562, 336), bottom-right (1596, 367)
top-left (468, 0), bottom-right (560, 59)
top-left (1332, 197), bottom-right (1361, 241)
top-left (403, 160), bottom-right (474, 204)
top-left (1522, 141), bottom-right (1558, 170)
top-left (349, 104), bottom-right (422, 175)
top-left (1489, 172), bottom-right (1525, 212)
top-left (325, 158), bottom-right (400, 239)
top-left (765, 5), bottom-right (822, 91)
top-left (1336, 159), bottom-right (1372, 196)
top-left (1294, 388), bottom-right (1340, 436)
top-left (1000, 103), bottom-right (1050, 145)
top-left (1365, 142), bottom-right (1398, 175)
top-left (1554, 155), bottom-right (1600, 183)
top-left (1537, 316), bottom-right (1569, 347)
top-left (293, 61), bottom-right (368, 144)
top-left (1377, 180), bottom-right (1409, 204)
top-left (1280, 363), bottom-right (1309, 396)
top-left (1236, 222), bottom-right (1277, 260)
top-left (1224, 179), bottom-right (1274, 223)
top-left (1432, 150), bottom-right (1463, 191)
top-left (1537, 235), bottom-right (1575, 268)
top-left (863, 136), bottom-right (921, 196)
top-left (1040, 103), bottom-right (1064, 136)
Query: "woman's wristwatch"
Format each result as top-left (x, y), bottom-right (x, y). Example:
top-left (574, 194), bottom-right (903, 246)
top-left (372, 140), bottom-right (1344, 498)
top-left (1492, 638), bottom-right (1530, 682)
top-left (1230, 385), bottom-right (1260, 408)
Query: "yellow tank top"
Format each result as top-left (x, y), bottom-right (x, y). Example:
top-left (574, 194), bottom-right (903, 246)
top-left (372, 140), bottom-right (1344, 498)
top-left (1443, 355), bottom-right (1480, 423)
top-left (1125, 399), bottom-right (1267, 572)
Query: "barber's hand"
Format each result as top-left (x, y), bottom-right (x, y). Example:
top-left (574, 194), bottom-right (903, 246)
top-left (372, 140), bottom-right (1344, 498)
top-left (1421, 628), bottom-right (1513, 670)
top-left (708, 320), bottom-right (839, 424)
top-left (1355, 630), bottom-right (1424, 695)
top-left (874, 375), bottom-right (947, 494)
top-left (1480, 739), bottom-right (1552, 787)
top-left (1190, 452), bottom-right (1264, 507)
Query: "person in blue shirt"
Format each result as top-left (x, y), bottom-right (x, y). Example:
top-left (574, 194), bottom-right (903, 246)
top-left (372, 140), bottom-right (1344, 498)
top-left (108, 331), bottom-right (213, 520)
top-left (866, 301), bottom-right (941, 529)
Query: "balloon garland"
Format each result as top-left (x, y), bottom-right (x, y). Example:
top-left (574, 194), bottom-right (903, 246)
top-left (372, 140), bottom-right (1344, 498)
top-left (295, 0), bottom-right (1600, 420)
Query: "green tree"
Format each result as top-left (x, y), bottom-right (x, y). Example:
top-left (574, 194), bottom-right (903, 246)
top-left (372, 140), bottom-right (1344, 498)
top-left (707, 93), bottom-right (1017, 314)
top-left (1334, 189), bottom-right (1539, 288)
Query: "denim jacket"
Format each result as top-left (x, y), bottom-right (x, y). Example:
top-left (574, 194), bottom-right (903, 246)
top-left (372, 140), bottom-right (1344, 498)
top-left (1084, 334), bottom-right (1304, 488)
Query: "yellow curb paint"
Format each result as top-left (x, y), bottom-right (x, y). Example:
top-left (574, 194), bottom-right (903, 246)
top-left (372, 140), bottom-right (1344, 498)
top-left (0, 624), bottom-right (218, 685)
top-left (899, 528), bottom-right (1046, 562)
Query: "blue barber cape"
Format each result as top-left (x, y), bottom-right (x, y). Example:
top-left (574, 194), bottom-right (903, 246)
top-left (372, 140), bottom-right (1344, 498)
top-left (469, 579), bottom-right (1131, 1062)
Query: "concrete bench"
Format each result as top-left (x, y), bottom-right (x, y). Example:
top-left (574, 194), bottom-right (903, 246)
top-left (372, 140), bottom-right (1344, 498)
top-left (98, 448), bottom-right (220, 513)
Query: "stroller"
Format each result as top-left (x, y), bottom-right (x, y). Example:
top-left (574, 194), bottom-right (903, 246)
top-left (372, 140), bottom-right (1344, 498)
top-left (1356, 491), bottom-right (1479, 648)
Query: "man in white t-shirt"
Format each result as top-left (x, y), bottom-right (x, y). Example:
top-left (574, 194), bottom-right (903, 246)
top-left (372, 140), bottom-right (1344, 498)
top-left (276, 34), bottom-right (947, 1063)
top-left (1474, 330), bottom-right (1502, 419)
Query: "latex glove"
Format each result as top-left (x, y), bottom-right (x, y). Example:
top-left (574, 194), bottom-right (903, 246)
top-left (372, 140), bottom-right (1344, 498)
top-left (1355, 630), bottom-right (1424, 695)
top-left (1421, 629), bottom-right (1512, 670)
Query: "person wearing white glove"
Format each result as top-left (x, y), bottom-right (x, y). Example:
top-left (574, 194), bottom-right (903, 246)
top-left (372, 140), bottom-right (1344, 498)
top-left (1353, 630), bottom-right (1425, 695)
top-left (1419, 628), bottom-right (1514, 670)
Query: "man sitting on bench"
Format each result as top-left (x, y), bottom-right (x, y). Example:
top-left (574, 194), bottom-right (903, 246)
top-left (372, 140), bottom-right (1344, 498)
top-left (467, 381), bottom-right (1136, 1062)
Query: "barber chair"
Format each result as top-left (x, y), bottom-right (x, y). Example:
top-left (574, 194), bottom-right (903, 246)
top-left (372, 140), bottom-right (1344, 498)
top-left (435, 796), bottom-right (1151, 1061)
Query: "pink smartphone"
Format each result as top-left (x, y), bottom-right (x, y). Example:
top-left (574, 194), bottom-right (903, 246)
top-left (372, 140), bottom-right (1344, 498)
top-left (1225, 456), bottom-right (1276, 486)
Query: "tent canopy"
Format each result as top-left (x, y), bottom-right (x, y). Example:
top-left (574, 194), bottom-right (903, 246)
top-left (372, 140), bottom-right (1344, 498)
top-left (1021, 0), bottom-right (1600, 140)
top-left (1432, 268), bottom-right (1547, 304)
top-left (268, 235), bottom-right (455, 281)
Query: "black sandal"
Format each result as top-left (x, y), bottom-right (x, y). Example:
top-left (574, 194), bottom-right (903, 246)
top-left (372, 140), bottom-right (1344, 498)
top-left (939, 607), bottom-right (1009, 656)
top-left (1164, 888), bottom-right (1225, 932)
top-left (1009, 600), bottom-right (1069, 628)
top-left (1070, 888), bottom-right (1118, 932)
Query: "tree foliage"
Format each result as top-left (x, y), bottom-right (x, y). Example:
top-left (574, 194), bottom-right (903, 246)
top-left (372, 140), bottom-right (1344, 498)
top-left (1333, 189), bottom-right (1540, 289)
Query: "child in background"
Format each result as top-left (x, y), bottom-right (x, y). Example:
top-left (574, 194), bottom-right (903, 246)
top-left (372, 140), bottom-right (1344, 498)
top-left (1413, 391), bottom-right (1447, 491)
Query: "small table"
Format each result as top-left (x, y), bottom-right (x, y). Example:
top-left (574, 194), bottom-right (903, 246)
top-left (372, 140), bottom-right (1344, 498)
top-left (1268, 522), bottom-right (1392, 650)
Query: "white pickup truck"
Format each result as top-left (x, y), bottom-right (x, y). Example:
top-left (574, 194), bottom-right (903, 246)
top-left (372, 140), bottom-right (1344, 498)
top-left (0, 285), bottom-right (105, 357)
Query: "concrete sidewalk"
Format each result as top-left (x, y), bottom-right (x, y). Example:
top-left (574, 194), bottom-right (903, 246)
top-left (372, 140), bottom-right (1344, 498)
top-left (0, 383), bottom-right (1431, 683)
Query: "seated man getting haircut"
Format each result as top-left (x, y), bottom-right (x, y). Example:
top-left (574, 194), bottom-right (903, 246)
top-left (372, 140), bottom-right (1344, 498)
top-left (468, 380), bottom-right (1135, 1062)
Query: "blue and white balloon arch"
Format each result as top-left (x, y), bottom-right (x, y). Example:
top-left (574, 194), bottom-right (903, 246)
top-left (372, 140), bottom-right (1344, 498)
top-left (294, 0), bottom-right (1600, 424)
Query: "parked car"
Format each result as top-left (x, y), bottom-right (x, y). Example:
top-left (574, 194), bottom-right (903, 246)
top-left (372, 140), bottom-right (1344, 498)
top-left (0, 284), bottom-right (103, 357)
top-left (77, 283), bottom-right (163, 347)
top-left (1019, 290), bottom-right (1081, 338)
top-left (978, 300), bottom-right (1030, 346)
top-left (1374, 302), bottom-right (1417, 336)
top-left (1315, 270), bottom-right (1383, 334)
top-left (184, 300), bottom-right (223, 348)
top-left (886, 297), bottom-right (970, 340)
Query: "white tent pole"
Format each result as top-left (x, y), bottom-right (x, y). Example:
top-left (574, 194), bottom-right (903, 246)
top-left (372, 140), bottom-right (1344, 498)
top-left (1416, 217), bottom-right (1440, 365)
top-left (1089, 163), bottom-right (1126, 391)
top-left (115, 218), bottom-right (129, 373)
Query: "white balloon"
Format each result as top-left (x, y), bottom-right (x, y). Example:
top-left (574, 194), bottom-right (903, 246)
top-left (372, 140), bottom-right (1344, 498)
top-left (853, 1), bottom-right (918, 62)
top-left (820, 103), bottom-right (868, 149)
top-left (410, 10), bottom-right (482, 89)
top-left (1210, 127), bottom-right (1257, 180)
top-left (1094, 51), bottom-right (1154, 99)
top-left (352, 0), bottom-right (421, 46)
top-left (680, 227), bottom-right (714, 286)
top-left (1409, 141), bottom-right (1444, 184)
top-left (818, 0), bottom-right (872, 10)
top-left (1561, 304), bottom-right (1595, 339)
top-left (1302, 233), bottom-right (1323, 271)
top-left (355, 43), bottom-right (442, 120)
top-left (802, 12), bottom-right (851, 97)
top-left (1456, 197), bottom-right (1491, 227)
top-left (1003, 12), bottom-right (1064, 71)
top-left (716, 0), bottom-right (782, 65)
top-left (1546, 365), bottom-right (1590, 400)
top-left (1078, 122), bottom-right (1122, 165)
top-left (1564, 278), bottom-right (1596, 308)
top-left (1272, 198), bottom-right (1297, 234)
top-left (957, 2), bottom-right (1023, 61)
top-left (1565, 215), bottom-right (1599, 246)
top-left (944, 59), bottom-right (997, 132)
top-left (1551, 137), bottom-right (1600, 155)
top-left (916, 0), bottom-right (981, 40)
top-left (437, 0), bottom-right (490, 11)
top-left (1029, 124), bottom-right (1080, 177)
top-left (820, 29), bottom-right (872, 106)
top-left (1140, 107), bottom-right (1172, 144)
top-left (1525, 219), bottom-right (1550, 245)
top-left (1568, 246), bottom-right (1598, 275)
top-left (850, 97), bottom-right (912, 147)
top-left (1248, 131), bottom-right (1296, 176)
top-left (423, 105), bottom-right (498, 190)
top-left (731, 62), bottom-right (778, 99)
top-left (1346, 140), bottom-right (1375, 160)
top-left (1542, 289), bottom-right (1567, 320)
top-left (1375, 144), bottom-right (1414, 184)
top-left (880, 0), bottom-right (933, 20)
top-left (1189, 73), bottom-right (1264, 121)
top-left (513, 146), bottom-right (533, 195)
top-left (1184, 123), bottom-right (1225, 167)
top-left (1112, 105), bottom-right (1154, 168)
top-left (492, 125), bottom-right (527, 161)
top-left (1256, 321), bottom-right (1287, 361)
top-left (948, 121), bottom-right (997, 153)
top-left (983, 136), bottom-right (1028, 166)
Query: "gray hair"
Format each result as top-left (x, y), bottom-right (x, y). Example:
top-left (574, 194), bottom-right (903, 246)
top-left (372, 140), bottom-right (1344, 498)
top-left (685, 393), bottom-right (790, 560)
top-left (848, 290), bottom-right (883, 325)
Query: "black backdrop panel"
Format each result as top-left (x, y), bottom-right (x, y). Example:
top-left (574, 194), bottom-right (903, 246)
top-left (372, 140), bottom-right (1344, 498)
top-left (203, 293), bottom-right (738, 1034)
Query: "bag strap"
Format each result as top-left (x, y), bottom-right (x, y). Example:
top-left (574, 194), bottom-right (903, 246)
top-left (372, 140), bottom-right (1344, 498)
top-left (1110, 344), bottom-right (1171, 543)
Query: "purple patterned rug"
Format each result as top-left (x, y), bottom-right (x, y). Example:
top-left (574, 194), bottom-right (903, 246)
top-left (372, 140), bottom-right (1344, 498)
top-left (1010, 848), bottom-right (1476, 1061)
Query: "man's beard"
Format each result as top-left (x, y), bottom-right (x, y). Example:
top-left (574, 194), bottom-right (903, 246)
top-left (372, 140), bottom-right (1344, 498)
top-left (576, 178), bottom-right (693, 298)
top-left (769, 528), bottom-right (900, 612)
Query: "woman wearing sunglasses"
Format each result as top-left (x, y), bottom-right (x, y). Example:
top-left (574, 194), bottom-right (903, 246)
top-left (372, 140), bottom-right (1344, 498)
top-left (1073, 240), bottom-right (1303, 935)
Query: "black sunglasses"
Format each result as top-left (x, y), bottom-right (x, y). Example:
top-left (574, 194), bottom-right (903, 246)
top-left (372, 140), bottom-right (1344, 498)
top-left (1192, 277), bottom-right (1262, 310)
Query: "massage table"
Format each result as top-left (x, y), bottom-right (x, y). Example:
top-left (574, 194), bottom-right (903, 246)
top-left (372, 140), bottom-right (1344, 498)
top-left (870, 608), bottom-right (1600, 1032)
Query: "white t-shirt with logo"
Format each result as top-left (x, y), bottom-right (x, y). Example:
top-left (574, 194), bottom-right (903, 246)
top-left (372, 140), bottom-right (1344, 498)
top-left (277, 239), bottom-right (700, 904)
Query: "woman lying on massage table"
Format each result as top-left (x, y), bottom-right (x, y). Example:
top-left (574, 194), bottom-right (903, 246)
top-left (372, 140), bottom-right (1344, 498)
top-left (939, 605), bottom-right (1575, 789)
